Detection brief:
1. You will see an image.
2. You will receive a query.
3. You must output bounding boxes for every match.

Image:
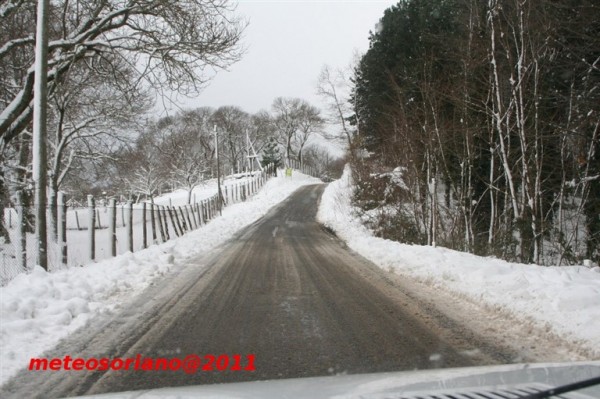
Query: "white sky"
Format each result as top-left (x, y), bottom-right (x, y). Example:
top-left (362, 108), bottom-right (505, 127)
top-left (164, 0), bottom-right (397, 115)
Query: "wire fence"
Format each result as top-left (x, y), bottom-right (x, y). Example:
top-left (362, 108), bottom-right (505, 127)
top-left (0, 166), bottom-right (281, 286)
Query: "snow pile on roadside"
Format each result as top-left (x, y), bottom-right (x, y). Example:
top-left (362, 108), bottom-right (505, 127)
top-left (317, 166), bottom-right (600, 357)
top-left (0, 171), bottom-right (321, 385)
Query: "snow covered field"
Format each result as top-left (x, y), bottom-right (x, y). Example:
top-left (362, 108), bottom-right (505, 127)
top-left (317, 166), bottom-right (600, 358)
top-left (0, 171), bottom-right (321, 385)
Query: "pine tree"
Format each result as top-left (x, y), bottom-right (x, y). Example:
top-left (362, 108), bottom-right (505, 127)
top-left (261, 138), bottom-right (281, 176)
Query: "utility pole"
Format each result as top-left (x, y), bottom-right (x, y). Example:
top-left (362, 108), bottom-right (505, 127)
top-left (246, 129), bottom-right (251, 173)
top-left (246, 129), bottom-right (263, 172)
top-left (33, 0), bottom-right (50, 270)
top-left (214, 125), bottom-right (223, 215)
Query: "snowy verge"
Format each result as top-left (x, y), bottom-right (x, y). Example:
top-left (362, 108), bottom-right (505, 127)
top-left (0, 172), bottom-right (321, 385)
top-left (317, 166), bottom-right (600, 358)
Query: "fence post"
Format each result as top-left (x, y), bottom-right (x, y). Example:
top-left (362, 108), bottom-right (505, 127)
top-left (150, 202), bottom-right (157, 243)
top-left (48, 190), bottom-right (57, 241)
top-left (156, 205), bottom-right (166, 242)
top-left (185, 205), bottom-right (194, 230)
top-left (176, 206), bottom-right (185, 233)
top-left (74, 210), bottom-right (81, 230)
top-left (96, 208), bottom-right (102, 229)
top-left (197, 203), bottom-right (203, 226)
top-left (108, 198), bottom-right (117, 257)
top-left (194, 204), bottom-right (201, 227)
top-left (184, 204), bottom-right (193, 230)
top-left (15, 191), bottom-right (27, 271)
top-left (168, 207), bottom-right (181, 237)
top-left (177, 206), bottom-right (187, 232)
top-left (182, 206), bottom-right (190, 231)
top-left (57, 192), bottom-right (68, 265)
top-left (162, 205), bottom-right (170, 240)
top-left (88, 195), bottom-right (95, 261)
top-left (126, 200), bottom-right (133, 252)
top-left (185, 205), bottom-right (195, 230)
top-left (142, 202), bottom-right (147, 249)
top-left (173, 206), bottom-right (184, 235)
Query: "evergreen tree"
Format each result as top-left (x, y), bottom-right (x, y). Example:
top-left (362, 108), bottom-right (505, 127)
top-left (350, 0), bottom-right (600, 264)
top-left (261, 138), bottom-right (281, 176)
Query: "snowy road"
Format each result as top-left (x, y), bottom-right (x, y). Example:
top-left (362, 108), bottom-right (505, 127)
top-left (4, 184), bottom-right (532, 397)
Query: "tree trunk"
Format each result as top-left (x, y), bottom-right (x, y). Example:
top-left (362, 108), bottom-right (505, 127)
top-left (0, 167), bottom-right (11, 243)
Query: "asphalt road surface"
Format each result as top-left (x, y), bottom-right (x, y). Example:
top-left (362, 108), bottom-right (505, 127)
top-left (3, 184), bottom-right (517, 398)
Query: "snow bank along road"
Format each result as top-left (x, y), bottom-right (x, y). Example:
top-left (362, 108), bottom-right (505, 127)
top-left (2, 184), bottom-right (586, 398)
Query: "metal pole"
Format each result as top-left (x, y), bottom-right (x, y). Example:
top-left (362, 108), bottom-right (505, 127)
top-left (246, 129), bottom-right (251, 172)
top-left (33, 0), bottom-right (50, 270)
top-left (214, 125), bottom-right (223, 215)
top-left (87, 195), bottom-right (95, 261)
top-left (57, 192), bottom-right (68, 265)
top-left (126, 201), bottom-right (133, 252)
top-left (108, 198), bottom-right (116, 257)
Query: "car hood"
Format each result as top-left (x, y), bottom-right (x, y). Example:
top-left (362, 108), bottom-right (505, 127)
top-left (72, 361), bottom-right (600, 399)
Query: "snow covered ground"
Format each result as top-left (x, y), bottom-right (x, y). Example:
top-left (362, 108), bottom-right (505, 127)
top-left (0, 171), bottom-right (321, 386)
top-left (2, 165), bottom-right (598, 388)
top-left (317, 166), bottom-right (600, 358)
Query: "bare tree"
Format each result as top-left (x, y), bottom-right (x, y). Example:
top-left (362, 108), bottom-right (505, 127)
top-left (272, 97), bottom-right (323, 165)
top-left (0, 0), bottom-right (245, 149)
top-left (0, 0), bottom-right (244, 246)
top-left (47, 55), bottom-right (152, 233)
top-left (296, 103), bottom-right (324, 166)
top-left (317, 65), bottom-right (354, 149)
top-left (159, 110), bottom-right (214, 204)
top-left (120, 129), bottom-right (165, 202)
top-left (211, 106), bottom-right (250, 173)
top-left (272, 97), bottom-right (303, 164)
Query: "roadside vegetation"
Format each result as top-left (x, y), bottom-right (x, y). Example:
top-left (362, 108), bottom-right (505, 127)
top-left (346, 0), bottom-right (599, 265)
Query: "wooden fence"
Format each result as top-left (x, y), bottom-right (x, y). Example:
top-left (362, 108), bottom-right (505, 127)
top-left (1, 166), bottom-right (277, 284)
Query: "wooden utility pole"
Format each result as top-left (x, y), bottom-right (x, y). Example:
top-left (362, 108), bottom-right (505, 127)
top-left (33, 0), bottom-right (50, 270)
top-left (214, 125), bottom-right (223, 215)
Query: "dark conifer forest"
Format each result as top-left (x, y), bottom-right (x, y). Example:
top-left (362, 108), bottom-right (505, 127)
top-left (350, 0), bottom-right (599, 265)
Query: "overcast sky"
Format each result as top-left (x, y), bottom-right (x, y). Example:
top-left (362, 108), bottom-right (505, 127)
top-left (163, 0), bottom-right (397, 116)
